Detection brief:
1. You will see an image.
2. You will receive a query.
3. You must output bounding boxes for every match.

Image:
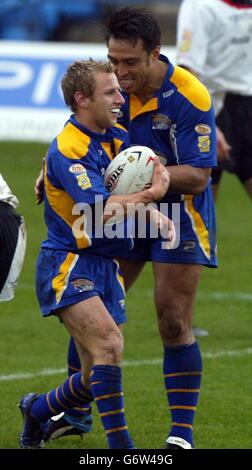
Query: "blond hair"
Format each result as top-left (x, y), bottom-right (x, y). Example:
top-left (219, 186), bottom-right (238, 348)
top-left (61, 60), bottom-right (114, 112)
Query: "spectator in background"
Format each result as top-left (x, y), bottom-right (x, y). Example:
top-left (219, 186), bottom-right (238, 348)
top-left (176, 0), bottom-right (252, 201)
top-left (0, 173), bottom-right (26, 302)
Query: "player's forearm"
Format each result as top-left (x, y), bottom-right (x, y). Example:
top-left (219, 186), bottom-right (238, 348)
top-left (103, 189), bottom-right (158, 223)
top-left (167, 165), bottom-right (211, 195)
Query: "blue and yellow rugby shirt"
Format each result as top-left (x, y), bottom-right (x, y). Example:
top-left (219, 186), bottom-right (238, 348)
top-left (42, 114), bottom-right (132, 256)
top-left (118, 54), bottom-right (217, 204)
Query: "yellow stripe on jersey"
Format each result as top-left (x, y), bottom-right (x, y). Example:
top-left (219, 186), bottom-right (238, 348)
top-left (100, 138), bottom-right (124, 160)
top-left (184, 196), bottom-right (211, 259)
top-left (113, 138), bottom-right (124, 156)
top-left (101, 142), bottom-right (113, 161)
top-left (52, 252), bottom-right (79, 304)
top-left (57, 122), bottom-right (91, 159)
top-left (170, 66), bottom-right (211, 112)
top-left (115, 123), bottom-right (127, 132)
top-left (44, 167), bottom-right (91, 250)
top-left (130, 94), bottom-right (158, 120)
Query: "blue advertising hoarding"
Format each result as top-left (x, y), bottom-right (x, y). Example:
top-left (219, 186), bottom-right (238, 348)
top-left (0, 41), bottom-right (175, 142)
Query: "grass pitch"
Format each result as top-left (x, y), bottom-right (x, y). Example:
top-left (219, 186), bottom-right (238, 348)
top-left (0, 141), bottom-right (252, 449)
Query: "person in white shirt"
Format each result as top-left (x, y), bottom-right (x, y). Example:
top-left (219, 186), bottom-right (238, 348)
top-left (176, 0), bottom-right (252, 200)
top-left (0, 173), bottom-right (26, 301)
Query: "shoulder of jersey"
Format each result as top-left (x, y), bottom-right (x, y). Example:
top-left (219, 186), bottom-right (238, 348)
top-left (56, 122), bottom-right (91, 159)
top-left (171, 65), bottom-right (211, 112)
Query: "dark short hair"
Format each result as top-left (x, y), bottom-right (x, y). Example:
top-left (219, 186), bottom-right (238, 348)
top-left (61, 59), bottom-right (114, 112)
top-left (105, 7), bottom-right (161, 54)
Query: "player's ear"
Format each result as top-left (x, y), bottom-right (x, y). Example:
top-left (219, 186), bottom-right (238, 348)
top-left (151, 46), bottom-right (161, 61)
top-left (74, 91), bottom-right (89, 108)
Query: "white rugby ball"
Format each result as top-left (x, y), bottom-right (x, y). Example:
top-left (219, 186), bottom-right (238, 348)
top-left (104, 145), bottom-right (155, 195)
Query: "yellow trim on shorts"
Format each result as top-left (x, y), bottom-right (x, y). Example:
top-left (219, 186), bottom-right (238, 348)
top-left (52, 252), bottom-right (79, 304)
top-left (184, 196), bottom-right (211, 259)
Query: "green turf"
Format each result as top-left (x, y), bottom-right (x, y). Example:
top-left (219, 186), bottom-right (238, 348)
top-left (0, 141), bottom-right (251, 449)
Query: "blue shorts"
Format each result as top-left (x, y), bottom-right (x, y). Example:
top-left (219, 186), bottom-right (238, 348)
top-left (36, 249), bottom-right (126, 324)
top-left (122, 187), bottom-right (217, 267)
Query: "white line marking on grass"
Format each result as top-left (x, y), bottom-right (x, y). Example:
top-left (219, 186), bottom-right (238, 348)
top-left (197, 292), bottom-right (252, 302)
top-left (129, 289), bottom-right (252, 302)
top-left (0, 368), bottom-right (66, 382)
top-left (18, 283), bottom-right (252, 302)
top-left (1, 348), bottom-right (252, 383)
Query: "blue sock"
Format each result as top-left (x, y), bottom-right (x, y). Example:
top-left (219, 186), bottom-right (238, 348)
top-left (67, 337), bottom-right (81, 375)
top-left (66, 337), bottom-right (92, 420)
top-left (90, 365), bottom-right (134, 449)
top-left (163, 342), bottom-right (202, 447)
top-left (31, 372), bottom-right (92, 422)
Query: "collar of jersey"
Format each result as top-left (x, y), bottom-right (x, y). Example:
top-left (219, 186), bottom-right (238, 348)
top-left (128, 54), bottom-right (174, 119)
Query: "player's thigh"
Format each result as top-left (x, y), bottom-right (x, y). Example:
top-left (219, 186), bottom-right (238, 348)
top-left (59, 296), bottom-right (123, 360)
top-left (152, 262), bottom-right (202, 317)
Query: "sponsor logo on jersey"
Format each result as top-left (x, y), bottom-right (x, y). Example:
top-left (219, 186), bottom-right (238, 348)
top-left (162, 89), bottom-right (174, 99)
top-left (152, 113), bottom-right (172, 130)
top-left (183, 240), bottom-right (196, 252)
top-left (69, 164), bottom-right (86, 174)
top-left (119, 299), bottom-right (125, 309)
top-left (105, 163), bottom-right (126, 192)
top-left (76, 173), bottom-right (92, 190)
top-left (195, 124), bottom-right (212, 135)
top-left (71, 278), bottom-right (94, 292)
top-left (198, 135), bottom-right (210, 153)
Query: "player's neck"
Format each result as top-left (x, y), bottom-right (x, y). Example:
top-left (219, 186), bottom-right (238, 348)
top-left (135, 59), bottom-right (168, 104)
top-left (74, 113), bottom-right (106, 135)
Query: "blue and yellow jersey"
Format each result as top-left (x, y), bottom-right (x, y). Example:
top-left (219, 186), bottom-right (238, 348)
top-left (42, 115), bottom-right (132, 257)
top-left (118, 55), bottom-right (217, 203)
top-left (117, 55), bottom-right (217, 267)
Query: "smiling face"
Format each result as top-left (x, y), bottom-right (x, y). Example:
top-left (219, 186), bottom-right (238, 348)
top-left (76, 72), bottom-right (125, 133)
top-left (107, 37), bottom-right (160, 95)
